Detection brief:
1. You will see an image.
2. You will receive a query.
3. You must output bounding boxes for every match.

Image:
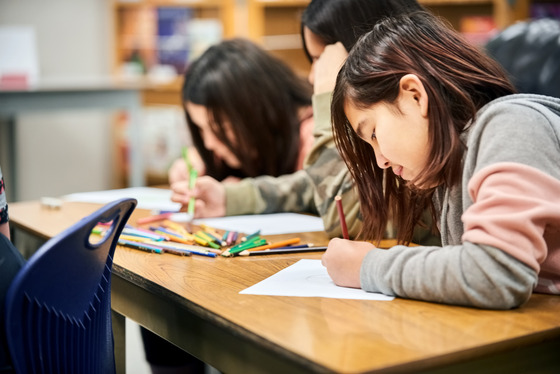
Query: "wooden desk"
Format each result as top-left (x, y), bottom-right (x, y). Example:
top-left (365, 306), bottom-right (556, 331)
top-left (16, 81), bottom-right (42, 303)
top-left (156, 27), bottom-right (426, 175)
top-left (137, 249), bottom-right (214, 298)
top-left (9, 201), bottom-right (560, 374)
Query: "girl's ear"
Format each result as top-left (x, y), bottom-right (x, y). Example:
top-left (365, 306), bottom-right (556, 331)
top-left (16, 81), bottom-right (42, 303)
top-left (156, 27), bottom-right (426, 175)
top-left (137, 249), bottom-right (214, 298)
top-left (399, 74), bottom-right (428, 118)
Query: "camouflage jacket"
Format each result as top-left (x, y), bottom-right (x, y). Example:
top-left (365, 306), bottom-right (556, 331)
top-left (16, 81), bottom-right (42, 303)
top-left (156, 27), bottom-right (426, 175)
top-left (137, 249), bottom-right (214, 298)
top-left (224, 92), bottom-right (362, 239)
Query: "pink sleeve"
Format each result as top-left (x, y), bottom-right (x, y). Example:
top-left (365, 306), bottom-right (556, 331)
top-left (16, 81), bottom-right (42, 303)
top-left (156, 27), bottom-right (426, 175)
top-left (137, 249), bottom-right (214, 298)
top-left (463, 162), bottom-right (560, 272)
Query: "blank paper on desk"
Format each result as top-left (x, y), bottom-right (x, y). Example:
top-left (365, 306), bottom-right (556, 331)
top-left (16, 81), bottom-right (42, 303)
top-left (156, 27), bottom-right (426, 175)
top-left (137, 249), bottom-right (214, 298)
top-left (64, 187), bottom-right (181, 212)
top-left (194, 213), bottom-right (324, 235)
top-left (240, 259), bottom-right (394, 301)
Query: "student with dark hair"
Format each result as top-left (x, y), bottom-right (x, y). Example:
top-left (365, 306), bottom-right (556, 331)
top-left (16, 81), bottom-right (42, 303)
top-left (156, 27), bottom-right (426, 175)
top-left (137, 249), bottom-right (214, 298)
top-left (325, 11), bottom-right (560, 308)
top-left (168, 38), bottom-right (314, 184)
top-left (149, 38), bottom-right (314, 374)
top-left (300, 0), bottom-right (423, 83)
top-left (173, 0), bottom-right (438, 245)
top-left (160, 2), bottom-right (436, 373)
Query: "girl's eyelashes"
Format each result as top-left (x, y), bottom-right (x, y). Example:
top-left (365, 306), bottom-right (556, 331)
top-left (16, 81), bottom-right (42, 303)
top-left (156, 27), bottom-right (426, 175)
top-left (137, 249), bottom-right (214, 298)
top-left (371, 131), bottom-right (377, 140)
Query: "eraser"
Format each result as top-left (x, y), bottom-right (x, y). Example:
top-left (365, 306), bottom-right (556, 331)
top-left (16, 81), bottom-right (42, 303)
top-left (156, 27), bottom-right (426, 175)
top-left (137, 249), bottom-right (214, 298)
top-left (40, 197), bottom-right (62, 209)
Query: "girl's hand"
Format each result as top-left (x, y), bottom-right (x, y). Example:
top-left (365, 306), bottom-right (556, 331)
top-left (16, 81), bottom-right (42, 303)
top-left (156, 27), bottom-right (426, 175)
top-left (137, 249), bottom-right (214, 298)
top-left (321, 238), bottom-right (374, 288)
top-left (168, 158), bottom-right (189, 184)
top-left (168, 147), bottom-right (206, 184)
top-left (170, 176), bottom-right (226, 218)
top-left (313, 42), bottom-right (348, 95)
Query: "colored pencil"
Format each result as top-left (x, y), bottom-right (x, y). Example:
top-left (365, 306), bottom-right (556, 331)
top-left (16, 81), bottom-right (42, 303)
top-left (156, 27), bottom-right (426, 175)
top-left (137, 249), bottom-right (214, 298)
top-left (118, 239), bottom-right (163, 254)
top-left (152, 227), bottom-right (195, 244)
top-left (228, 235), bottom-right (262, 251)
top-left (335, 195), bottom-right (349, 239)
top-left (238, 246), bottom-right (327, 256)
top-left (164, 247), bottom-right (211, 257)
top-left (241, 230), bottom-right (261, 242)
top-left (161, 220), bottom-right (191, 236)
top-left (119, 234), bottom-right (160, 243)
top-left (222, 230), bottom-right (230, 242)
top-left (153, 242), bottom-right (219, 257)
top-left (253, 243), bottom-right (315, 250)
top-left (183, 147), bottom-right (198, 216)
top-left (226, 238), bottom-right (268, 256)
top-left (200, 225), bottom-right (227, 246)
top-left (221, 238), bottom-right (266, 257)
top-left (225, 230), bottom-right (235, 246)
top-left (160, 248), bottom-right (193, 257)
top-left (230, 231), bottom-right (239, 245)
top-left (247, 237), bottom-right (301, 252)
top-left (133, 227), bottom-right (168, 240)
top-left (136, 212), bottom-right (173, 225)
top-left (194, 233), bottom-right (221, 249)
top-left (122, 227), bottom-right (166, 241)
top-left (196, 230), bottom-right (223, 246)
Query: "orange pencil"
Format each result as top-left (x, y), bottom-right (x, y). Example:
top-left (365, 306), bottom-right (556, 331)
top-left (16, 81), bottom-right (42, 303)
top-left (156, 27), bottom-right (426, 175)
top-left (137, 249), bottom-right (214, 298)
top-left (248, 237), bottom-right (301, 252)
top-left (154, 230), bottom-right (195, 245)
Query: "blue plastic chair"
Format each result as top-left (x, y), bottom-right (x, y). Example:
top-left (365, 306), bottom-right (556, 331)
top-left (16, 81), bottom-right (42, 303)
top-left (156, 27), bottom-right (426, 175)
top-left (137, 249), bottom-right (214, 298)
top-left (3, 198), bottom-right (137, 374)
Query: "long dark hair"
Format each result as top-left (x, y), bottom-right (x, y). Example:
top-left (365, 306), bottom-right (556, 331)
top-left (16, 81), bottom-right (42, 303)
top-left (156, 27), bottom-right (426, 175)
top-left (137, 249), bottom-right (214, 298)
top-left (301, 0), bottom-right (425, 61)
top-left (331, 12), bottom-right (516, 243)
top-left (182, 38), bottom-right (312, 181)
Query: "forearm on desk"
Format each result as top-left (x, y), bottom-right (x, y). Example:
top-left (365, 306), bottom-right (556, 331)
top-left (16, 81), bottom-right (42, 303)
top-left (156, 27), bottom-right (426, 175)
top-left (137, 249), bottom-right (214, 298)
top-left (225, 171), bottom-right (316, 216)
top-left (361, 242), bottom-right (536, 309)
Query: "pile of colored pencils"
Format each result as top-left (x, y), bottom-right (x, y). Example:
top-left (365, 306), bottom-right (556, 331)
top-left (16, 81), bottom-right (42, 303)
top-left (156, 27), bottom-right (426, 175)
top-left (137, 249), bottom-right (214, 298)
top-left (93, 214), bottom-right (326, 258)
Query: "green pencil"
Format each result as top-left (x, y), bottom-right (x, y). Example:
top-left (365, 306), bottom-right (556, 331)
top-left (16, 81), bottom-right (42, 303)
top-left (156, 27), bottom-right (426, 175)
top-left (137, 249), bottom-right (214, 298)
top-left (182, 147), bottom-right (198, 216)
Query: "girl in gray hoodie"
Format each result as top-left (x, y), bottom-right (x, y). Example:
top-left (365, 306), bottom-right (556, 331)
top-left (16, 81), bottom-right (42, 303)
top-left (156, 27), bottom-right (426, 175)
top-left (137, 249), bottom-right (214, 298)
top-left (326, 11), bottom-right (560, 309)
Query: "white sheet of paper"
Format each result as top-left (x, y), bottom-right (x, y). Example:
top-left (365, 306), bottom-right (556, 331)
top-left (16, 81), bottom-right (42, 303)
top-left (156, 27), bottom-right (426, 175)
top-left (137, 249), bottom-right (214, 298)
top-left (63, 187), bottom-right (181, 212)
top-left (194, 213), bottom-right (324, 235)
top-left (240, 259), bottom-right (394, 301)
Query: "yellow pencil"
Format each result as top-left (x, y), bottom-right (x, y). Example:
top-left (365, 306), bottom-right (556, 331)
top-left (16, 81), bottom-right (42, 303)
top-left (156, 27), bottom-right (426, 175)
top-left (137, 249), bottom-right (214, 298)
top-left (162, 220), bottom-right (191, 236)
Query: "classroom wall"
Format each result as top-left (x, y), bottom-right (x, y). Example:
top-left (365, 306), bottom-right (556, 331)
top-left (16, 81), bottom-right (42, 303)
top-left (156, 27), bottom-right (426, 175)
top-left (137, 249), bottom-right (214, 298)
top-left (0, 0), bottom-right (115, 201)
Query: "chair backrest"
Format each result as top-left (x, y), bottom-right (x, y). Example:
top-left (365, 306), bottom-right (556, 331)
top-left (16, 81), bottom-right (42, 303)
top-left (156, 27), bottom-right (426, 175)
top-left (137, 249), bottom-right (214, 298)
top-left (4, 198), bottom-right (136, 374)
top-left (485, 17), bottom-right (560, 98)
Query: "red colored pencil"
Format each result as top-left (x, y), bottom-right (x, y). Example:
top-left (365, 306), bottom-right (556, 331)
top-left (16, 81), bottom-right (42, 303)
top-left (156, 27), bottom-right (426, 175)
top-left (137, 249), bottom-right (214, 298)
top-left (335, 195), bottom-right (349, 239)
top-left (136, 212), bottom-right (173, 225)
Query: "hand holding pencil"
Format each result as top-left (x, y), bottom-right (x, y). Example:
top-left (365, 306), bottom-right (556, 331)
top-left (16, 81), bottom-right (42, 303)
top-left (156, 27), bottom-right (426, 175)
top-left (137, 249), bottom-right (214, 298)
top-left (335, 195), bottom-right (349, 239)
top-left (170, 175), bottom-right (227, 218)
top-left (168, 147), bottom-right (205, 185)
top-left (169, 147), bottom-right (224, 218)
top-left (321, 238), bottom-right (373, 288)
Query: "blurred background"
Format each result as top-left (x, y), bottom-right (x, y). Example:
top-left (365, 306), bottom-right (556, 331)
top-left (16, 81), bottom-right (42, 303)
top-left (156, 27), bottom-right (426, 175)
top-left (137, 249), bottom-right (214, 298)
top-left (2, 0), bottom-right (558, 203)
top-left (1, 0), bottom-right (559, 372)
